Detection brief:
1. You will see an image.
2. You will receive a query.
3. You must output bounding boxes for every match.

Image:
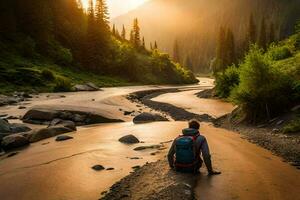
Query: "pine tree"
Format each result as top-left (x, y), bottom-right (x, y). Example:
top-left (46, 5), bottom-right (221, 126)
top-left (130, 30), bottom-right (134, 43)
top-left (112, 24), bottom-right (116, 36)
top-left (269, 22), bottom-right (275, 44)
top-left (150, 42), bottom-right (153, 50)
top-left (154, 41), bottom-right (158, 49)
top-left (173, 39), bottom-right (180, 63)
top-left (225, 28), bottom-right (235, 66)
top-left (85, 0), bottom-right (97, 70)
top-left (258, 17), bottom-right (267, 50)
top-left (132, 18), bottom-right (141, 47)
top-left (142, 37), bottom-right (145, 48)
top-left (115, 29), bottom-right (121, 39)
top-left (121, 25), bottom-right (126, 40)
top-left (247, 14), bottom-right (256, 45)
top-left (95, 0), bottom-right (109, 30)
top-left (216, 26), bottom-right (226, 72)
top-left (184, 55), bottom-right (193, 71)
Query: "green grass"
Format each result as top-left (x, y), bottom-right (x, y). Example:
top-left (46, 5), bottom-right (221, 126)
top-left (283, 116), bottom-right (300, 134)
top-left (0, 53), bottom-right (135, 94)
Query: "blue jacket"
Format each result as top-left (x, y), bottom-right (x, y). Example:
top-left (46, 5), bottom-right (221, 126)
top-left (167, 128), bottom-right (212, 172)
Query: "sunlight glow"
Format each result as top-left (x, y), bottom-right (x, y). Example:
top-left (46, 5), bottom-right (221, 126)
top-left (80, 0), bottom-right (148, 17)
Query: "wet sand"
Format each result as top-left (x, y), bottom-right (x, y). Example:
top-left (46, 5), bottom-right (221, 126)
top-left (152, 89), bottom-right (235, 118)
top-left (101, 123), bottom-right (300, 200)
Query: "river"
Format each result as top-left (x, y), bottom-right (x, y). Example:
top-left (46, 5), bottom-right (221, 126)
top-left (0, 78), bottom-right (299, 200)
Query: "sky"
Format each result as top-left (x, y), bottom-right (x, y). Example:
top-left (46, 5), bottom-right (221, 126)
top-left (81, 0), bottom-right (149, 18)
top-left (107, 0), bottom-right (149, 18)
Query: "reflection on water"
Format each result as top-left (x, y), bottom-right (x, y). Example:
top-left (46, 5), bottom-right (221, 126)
top-left (0, 122), bottom-right (186, 200)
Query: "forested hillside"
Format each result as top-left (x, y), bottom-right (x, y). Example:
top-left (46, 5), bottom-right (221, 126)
top-left (214, 21), bottom-right (300, 127)
top-left (0, 0), bottom-right (196, 94)
top-left (113, 0), bottom-right (300, 73)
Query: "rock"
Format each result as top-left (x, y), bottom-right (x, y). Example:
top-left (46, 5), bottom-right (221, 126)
top-left (272, 128), bottom-right (280, 133)
top-left (124, 111), bottom-right (134, 116)
top-left (7, 152), bottom-right (19, 157)
top-left (0, 95), bottom-right (22, 106)
top-left (48, 119), bottom-right (77, 131)
top-left (92, 165), bottom-right (105, 171)
top-left (29, 127), bottom-right (74, 143)
top-left (10, 123), bottom-right (31, 133)
top-left (73, 83), bottom-right (100, 91)
top-left (132, 165), bottom-right (141, 170)
top-left (133, 112), bottom-right (168, 124)
top-left (133, 145), bottom-right (162, 151)
top-left (23, 108), bottom-right (123, 125)
top-left (106, 168), bottom-right (114, 170)
top-left (55, 135), bottom-right (73, 141)
top-left (86, 82), bottom-right (100, 90)
top-left (72, 114), bottom-right (86, 122)
top-left (0, 118), bottom-right (11, 133)
top-left (23, 109), bottom-right (60, 123)
top-left (129, 157), bottom-right (142, 160)
top-left (118, 134), bottom-right (140, 144)
top-left (6, 116), bottom-right (19, 120)
top-left (42, 142), bottom-right (50, 145)
top-left (0, 114), bottom-right (8, 118)
top-left (276, 120), bottom-right (284, 125)
top-left (1, 134), bottom-right (30, 150)
top-left (291, 105), bottom-right (300, 112)
top-left (18, 106), bottom-right (26, 109)
top-left (14, 92), bottom-right (32, 99)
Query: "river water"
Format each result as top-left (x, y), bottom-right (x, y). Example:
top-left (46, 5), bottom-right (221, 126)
top-left (0, 78), bottom-right (299, 200)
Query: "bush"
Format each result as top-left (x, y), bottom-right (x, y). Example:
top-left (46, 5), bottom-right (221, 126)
top-left (47, 40), bottom-right (73, 65)
top-left (41, 69), bottom-right (55, 81)
top-left (268, 45), bottom-right (292, 61)
top-left (283, 117), bottom-right (300, 133)
top-left (53, 76), bottom-right (72, 92)
top-left (230, 45), bottom-right (294, 122)
top-left (215, 65), bottom-right (240, 98)
top-left (13, 68), bottom-right (44, 86)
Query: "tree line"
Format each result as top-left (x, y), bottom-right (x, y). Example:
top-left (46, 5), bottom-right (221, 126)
top-left (213, 14), bottom-right (278, 73)
top-left (0, 0), bottom-right (196, 84)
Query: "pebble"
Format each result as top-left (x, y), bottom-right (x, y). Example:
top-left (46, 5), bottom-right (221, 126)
top-left (92, 165), bottom-right (105, 171)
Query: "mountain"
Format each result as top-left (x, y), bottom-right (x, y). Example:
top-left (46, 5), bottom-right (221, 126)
top-left (113, 0), bottom-right (300, 72)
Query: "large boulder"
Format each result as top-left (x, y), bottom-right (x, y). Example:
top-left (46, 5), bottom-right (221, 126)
top-left (23, 108), bottom-right (123, 125)
top-left (1, 134), bottom-right (30, 150)
top-left (0, 95), bottom-right (23, 106)
top-left (48, 119), bottom-right (77, 131)
top-left (22, 109), bottom-right (60, 123)
top-left (0, 119), bottom-right (11, 133)
top-left (119, 134), bottom-right (140, 144)
top-left (29, 126), bottom-right (74, 143)
top-left (133, 113), bottom-right (168, 124)
top-left (73, 83), bottom-right (100, 92)
top-left (10, 123), bottom-right (32, 133)
top-left (0, 119), bottom-right (31, 140)
top-left (29, 119), bottom-right (76, 142)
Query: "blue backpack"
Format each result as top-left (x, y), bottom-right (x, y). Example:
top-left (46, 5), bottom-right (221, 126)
top-left (174, 131), bottom-right (199, 172)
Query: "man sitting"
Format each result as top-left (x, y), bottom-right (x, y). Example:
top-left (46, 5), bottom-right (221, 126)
top-left (167, 119), bottom-right (221, 175)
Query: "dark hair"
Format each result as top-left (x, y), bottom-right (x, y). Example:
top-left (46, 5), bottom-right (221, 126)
top-left (188, 119), bottom-right (200, 130)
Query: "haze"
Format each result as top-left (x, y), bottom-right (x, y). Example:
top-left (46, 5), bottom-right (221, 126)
top-left (81, 0), bottom-right (149, 17)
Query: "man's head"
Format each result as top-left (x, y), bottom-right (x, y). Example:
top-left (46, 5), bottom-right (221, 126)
top-left (188, 119), bottom-right (200, 130)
